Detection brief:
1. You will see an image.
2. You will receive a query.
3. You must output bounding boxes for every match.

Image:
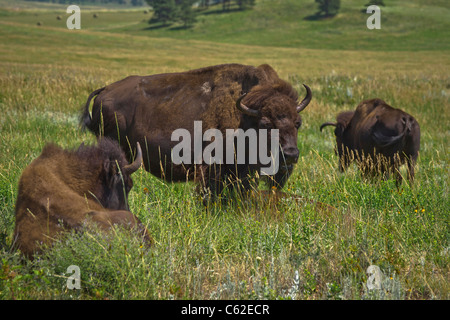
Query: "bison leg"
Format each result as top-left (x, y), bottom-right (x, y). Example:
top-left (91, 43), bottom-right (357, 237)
top-left (267, 164), bottom-right (293, 190)
top-left (87, 210), bottom-right (153, 245)
top-left (200, 163), bottom-right (265, 205)
top-left (221, 166), bottom-right (250, 198)
top-left (339, 156), bottom-right (348, 172)
top-left (393, 168), bottom-right (403, 189)
top-left (194, 163), bottom-right (227, 205)
top-left (406, 154), bottom-right (417, 184)
top-left (339, 152), bottom-right (354, 173)
top-left (392, 153), bottom-right (405, 188)
top-left (337, 145), bottom-right (352, 172)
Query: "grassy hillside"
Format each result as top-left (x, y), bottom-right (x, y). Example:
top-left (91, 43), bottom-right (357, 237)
top-left (1, 0), bottom-right (449, 50)
top-left (0, 0), bottom-right (448, 300)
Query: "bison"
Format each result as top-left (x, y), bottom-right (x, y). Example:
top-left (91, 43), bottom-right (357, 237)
top-left (81, 64), bottom-right (312, 201)
top-left (13, 138), bottom-right (151, 259)
top-left (320, 98), bottom-right (420, 186)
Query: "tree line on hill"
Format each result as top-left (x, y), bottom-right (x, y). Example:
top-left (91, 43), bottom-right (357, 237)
top-left (24, 0), bottom-right (255, 27)
top-left (25, 0), bottom-right (386, 27)
top-left (314, 0), bottom-right (385, 17)
top-left (146, 0), bottom-right (256, 27)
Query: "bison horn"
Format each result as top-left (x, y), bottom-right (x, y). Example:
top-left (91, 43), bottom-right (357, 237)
top-left (320, 122), bottom-right (337, 132)
top-left (236, 93), bottom-right (260, 117)
top-left (296, 84), bottom-right (312, 113)
top-left (123, 142), bottom-right (143, 174)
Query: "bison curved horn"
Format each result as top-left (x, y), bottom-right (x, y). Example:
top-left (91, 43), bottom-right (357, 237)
top-left (296, 84), bottom-right (312, 113)
top-left (123, 142), bottom-right (143, 174)
top-left (236, 93), bottom-right (260, 117)
top-left (320, 122), bottom-right (337, 132)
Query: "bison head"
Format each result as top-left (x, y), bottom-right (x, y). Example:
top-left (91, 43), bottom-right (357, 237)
top-left (236, 82), bottom-right (312, 166)
top-left (81, 139), bottom-right (143, 211)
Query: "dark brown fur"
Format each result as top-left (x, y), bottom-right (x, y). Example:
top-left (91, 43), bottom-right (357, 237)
top-left (81, 64), bottom-right (312, 200)
top-left (320, 98), bottom-right (420, 186)
top-left (13, 138), bottom-right (151, 259)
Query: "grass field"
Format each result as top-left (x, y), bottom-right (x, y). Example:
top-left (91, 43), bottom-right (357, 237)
top-left (0, 0), bottom-right (448, 300)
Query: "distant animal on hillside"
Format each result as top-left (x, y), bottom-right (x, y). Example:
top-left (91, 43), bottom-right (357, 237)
top-left (13, 138), bottom-right (151, 258)
top-left (320, 98), bottom-right (420, 186)
top-left (81, 63), bottom-right (312, 201)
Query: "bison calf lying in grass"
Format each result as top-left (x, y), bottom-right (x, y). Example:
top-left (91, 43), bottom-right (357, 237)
top-left (13, 138), bottom-right (152, 259)
top-left (320, 98), bottom-right (420, 187)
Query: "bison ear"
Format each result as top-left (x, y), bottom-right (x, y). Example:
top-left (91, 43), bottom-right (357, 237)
top-left (334, 124), bottom-right (345, 137)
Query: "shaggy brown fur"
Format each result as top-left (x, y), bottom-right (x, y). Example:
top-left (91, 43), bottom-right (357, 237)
top-left (13, 138), bottom-right (151, 259)
top-left (81, 64), bottom-right (312, 201)
top-left (320, 98), bottom-right (420, 186)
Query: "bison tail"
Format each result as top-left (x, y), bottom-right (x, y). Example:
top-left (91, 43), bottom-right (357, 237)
top-left (320, 122), bottom-right (337, 132)
top-left (80, 87), bottom-right (105, 131)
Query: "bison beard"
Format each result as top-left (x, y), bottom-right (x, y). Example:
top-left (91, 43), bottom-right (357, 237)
top-left (80, 64), bottom-right (312, 203)
top-left (12, 138), bottom-right (152, 259)
top-left (320, 98), bottom-right (420, 187)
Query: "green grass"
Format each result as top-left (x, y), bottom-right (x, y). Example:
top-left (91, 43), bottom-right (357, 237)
top-left (0, 0), bottom-right (449, 300)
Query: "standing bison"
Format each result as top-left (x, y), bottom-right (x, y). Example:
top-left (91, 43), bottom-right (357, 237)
top-left (81, 64), bottom-right (312, 201)
top-left (320, 98), bottom-right (420, 186)
top-left (13, 138), bottom-right (151, 258)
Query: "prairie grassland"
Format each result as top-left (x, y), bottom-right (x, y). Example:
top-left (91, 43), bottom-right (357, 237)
top-left (0, 3), bottom-right (448, 300)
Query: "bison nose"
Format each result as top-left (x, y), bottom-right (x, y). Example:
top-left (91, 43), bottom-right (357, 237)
top-left (282, 147), bottom-right (299, 164)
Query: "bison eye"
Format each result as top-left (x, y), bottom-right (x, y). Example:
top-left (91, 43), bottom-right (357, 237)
top-left (116, 174), bottom-right (132, 194)
top-left (295, 121), bottom-right (302, 129)
top-left (126, 179), bottom-right (133, 193)
top-left (259, 119), bottom-right (273, 129)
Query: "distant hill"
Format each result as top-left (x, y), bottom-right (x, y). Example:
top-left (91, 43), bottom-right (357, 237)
top-left (2, 0), bottom-right (449, 51)
top-left (23, 0), bottom-right (146, 6)
top-left (129, 0), bottom-right (450, 51)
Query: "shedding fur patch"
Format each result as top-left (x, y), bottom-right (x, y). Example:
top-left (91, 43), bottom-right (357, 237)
top-left (201, 82), bottom-right (212, 95)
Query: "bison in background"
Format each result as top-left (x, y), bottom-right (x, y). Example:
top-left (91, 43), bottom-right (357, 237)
top-left (81, 64), bottom-right (312, 202)
top-left (320, 98), bottom-right (420, 186)
top-left (13, 138), bottom-right (151, 259)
